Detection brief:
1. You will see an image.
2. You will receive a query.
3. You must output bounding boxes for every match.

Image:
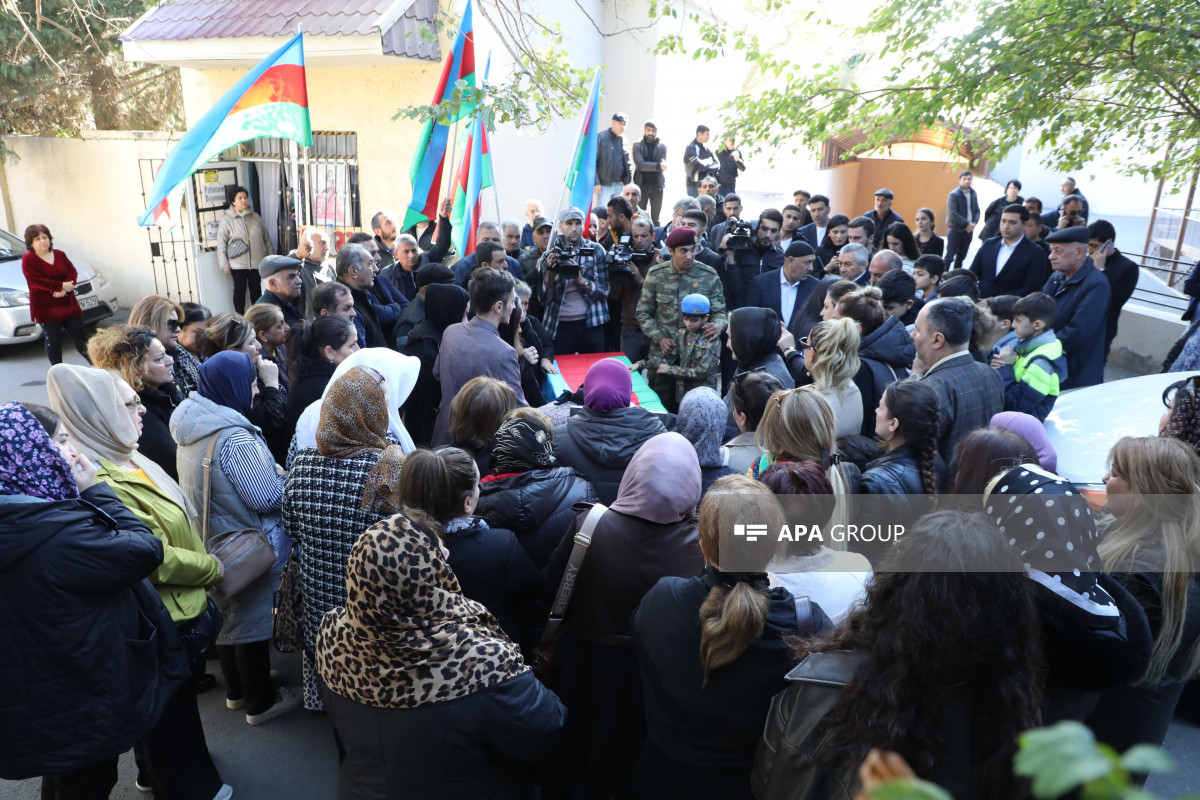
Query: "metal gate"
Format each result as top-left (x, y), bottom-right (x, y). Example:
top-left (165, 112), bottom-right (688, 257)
top-left (138, 158), bottom-right (201, 304)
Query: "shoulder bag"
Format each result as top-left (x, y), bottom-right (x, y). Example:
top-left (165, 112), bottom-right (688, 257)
top-left (272, 551), bottom-right (304, 653)
top-left (528, 502), bottom-right (608, 684)
top-left (201, 432), bottom-right (276, 598)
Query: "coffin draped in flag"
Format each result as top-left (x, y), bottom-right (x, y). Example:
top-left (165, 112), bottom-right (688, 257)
top-left (402, 0), bottom-right (477, 231)
top-left (138, 33), bottom-right (312, 227)
top-left (564, 69), bottom-right (603, 237)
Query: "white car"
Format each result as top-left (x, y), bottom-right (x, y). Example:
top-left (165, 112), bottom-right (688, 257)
top-left (0, 227), bottom-right (119, 344)
top-left (1043, 371), bottom-right (1200, 489)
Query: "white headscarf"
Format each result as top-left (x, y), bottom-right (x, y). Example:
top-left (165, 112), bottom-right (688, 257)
top-left (293, 348), bottom-right (420, 455)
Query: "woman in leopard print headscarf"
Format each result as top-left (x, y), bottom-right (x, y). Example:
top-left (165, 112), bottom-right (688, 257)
top-left (316, 512), bottom-right (566, 797)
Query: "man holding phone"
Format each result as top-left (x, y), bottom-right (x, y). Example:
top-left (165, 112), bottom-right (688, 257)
top-left (1087, 220), bottom-right (1140, 358)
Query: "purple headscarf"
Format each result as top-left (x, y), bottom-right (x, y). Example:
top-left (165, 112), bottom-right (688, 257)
top-left (199, 351), bottom-right (256, 416)
top-left (0, 402), bottom-right (79, 501)
top-left (990, 412), bottom-right (1057, 474)
top-left (583, 358), bottom-right (632, 414)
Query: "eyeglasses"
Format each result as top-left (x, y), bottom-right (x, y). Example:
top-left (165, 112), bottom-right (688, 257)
top-left (167, 320), bottom-right (182, 331)
top-left (773, 386), bottom-right (806, 408)
top-left (124, 397), bottom-right (143, 410)
top-left (797, 336), bottom-right (810, 351)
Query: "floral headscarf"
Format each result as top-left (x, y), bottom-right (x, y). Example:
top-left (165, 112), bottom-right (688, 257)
top-left (676, 387), bottom-right (729, 468)
top-left (316, 367), bottom-right (405, 515)
top-left (0, 402), bottom-right (78, 501)
top-left (316, 513), bottom-right (526, 709)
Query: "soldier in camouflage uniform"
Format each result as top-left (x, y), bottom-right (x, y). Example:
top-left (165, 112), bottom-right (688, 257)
top-left (636, 227), bottom-right (727, 407)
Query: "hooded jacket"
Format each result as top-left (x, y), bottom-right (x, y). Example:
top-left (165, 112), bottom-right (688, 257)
top-left (852, 315), bottom-right (915, 436)
top-left (0, 485), bottom-right (188, 779)
top-left (552, 407), bottom-right (667, 505)
top-left (476, 467), bottom-right (600, 569)
top-left (725, 307), bottom-right (796, 421)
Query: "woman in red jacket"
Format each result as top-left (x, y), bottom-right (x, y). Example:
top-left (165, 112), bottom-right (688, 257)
top-left (21, 224), bottom-right (91, 365)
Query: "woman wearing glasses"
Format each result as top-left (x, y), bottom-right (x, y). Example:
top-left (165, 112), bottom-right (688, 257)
top-left (129, 294), bottom-right (200, 399)
top-left (86, 324), bottom-right (182, 481)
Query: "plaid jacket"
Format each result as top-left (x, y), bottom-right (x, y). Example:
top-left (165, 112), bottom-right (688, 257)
top-left (541, 242), bottom-right (610, 339)
top-left (920, 350), bottom-right (1004, 462)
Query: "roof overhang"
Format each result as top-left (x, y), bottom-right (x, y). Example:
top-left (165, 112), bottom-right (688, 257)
top-left (122, 34), bottom-right (424, 69)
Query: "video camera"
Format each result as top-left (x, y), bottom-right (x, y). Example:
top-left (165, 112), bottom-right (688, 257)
top-left (605, 235), bottom-right (654, 284)
top-left (547, 241), bottom-right (581, 278)
top-left (726, 218), bottom-right (754, 251)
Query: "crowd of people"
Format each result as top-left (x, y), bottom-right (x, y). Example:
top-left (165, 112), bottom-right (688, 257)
top-left (5, 144), bottom-right (1200, 800)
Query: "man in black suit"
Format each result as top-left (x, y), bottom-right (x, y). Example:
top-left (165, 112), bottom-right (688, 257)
top-left (746, 241), bottom-right (822, 341)
top-left (796, 194), bottom-right (830, 250)
top-left (1087, 219), bottom-right (1140, 358)
top-left (969, 204), bottom-right (1049, 298)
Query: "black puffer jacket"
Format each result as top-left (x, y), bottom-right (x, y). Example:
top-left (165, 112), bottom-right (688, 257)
top-left (0, 484), bottom-right (189, 779)
top-left (853, 315), bottom-right (915, 436)
top-left (476, 467), bottom-right (600, 569)
top-left (553, 407), bottom-right (667, 505)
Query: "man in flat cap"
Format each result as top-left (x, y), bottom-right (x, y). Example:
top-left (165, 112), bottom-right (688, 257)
top-left (1042, 225), bottom-right (1111, 389)
top-left (864, 188), bottom-right (904, 252)
top-left (595, 112), bottom-right (632, 207)
top-left (637, 226), bottom-right (728, 402)
top-left (540, 207), bottom-right (611, 355)
top-left (257, 255), bottom-right (305, 327)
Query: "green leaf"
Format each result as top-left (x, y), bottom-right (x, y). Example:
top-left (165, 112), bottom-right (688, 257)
top-left (1120, 745), bottom-right (1175, 776)
top-left (1015, 723), bottom-right (1115, 799)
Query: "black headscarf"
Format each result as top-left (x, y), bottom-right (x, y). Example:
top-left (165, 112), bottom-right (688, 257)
top-left (408, 284), bottom-right (469, 347)
top-left (729, 306), bottom-right (782, 369)
top-left (491, 417), bottom-right (557, 474)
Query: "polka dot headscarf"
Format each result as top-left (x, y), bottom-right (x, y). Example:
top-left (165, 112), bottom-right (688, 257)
top-left (983, 464), bottom-right (1114, 609)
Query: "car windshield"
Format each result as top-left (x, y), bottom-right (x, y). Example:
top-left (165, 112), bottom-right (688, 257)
top-left (0, 229), bottom-right (24, 261)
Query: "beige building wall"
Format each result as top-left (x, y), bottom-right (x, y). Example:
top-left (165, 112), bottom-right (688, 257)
top-left (828, 158), bottom-right (967, 236)
top-left (0, 131), bottom-right (182, 308)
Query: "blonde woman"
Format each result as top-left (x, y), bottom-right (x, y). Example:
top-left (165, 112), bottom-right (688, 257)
top-left (1091, 436), bottom-right (1200, 751)
top-left (803, 319), bottom-right (863, 438)
top-left (750, 387), bottom-right (858, 543)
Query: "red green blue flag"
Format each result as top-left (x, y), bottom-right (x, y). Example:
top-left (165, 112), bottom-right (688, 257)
top-left (450, 55), bottom-right (494, 255)
top-left (138, 33), bottom-right (312, 227)
top-left (402, 0), bottom-right (477, 231)
top-left (565, 69), bottom-right (603, 237)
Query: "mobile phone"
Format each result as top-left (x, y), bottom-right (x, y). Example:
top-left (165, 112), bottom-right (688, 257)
top-left (1101, 240), bottom-right (1115, 256)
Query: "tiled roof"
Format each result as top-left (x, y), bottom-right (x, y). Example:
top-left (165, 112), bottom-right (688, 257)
top-left (122, 0), bottom-right (439, 60)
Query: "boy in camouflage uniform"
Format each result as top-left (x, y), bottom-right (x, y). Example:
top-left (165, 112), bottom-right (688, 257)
top-left (631, 293), bottom-right (721, 409)
top-left (636, 227), bottom-right (727, 408)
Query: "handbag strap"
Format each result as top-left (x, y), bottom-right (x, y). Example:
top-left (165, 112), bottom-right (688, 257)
top-left (794, 596), bottom-right (817, 637)
top-left (539, 503), bottom-right (608, 646)
top-left (200, 433), bottom-right (221, 545)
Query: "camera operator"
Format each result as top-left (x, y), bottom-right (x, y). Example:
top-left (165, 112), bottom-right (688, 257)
top-left (609, 218), bottom-right (660, 362)
top-left (720, 208), bottom-right (784, 309)
top-left (540, 207), bottom-right (610, 355)
top-left (601, 196), bottom-right (637, 348)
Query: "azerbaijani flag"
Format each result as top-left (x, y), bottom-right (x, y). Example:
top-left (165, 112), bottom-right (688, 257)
top-left (138, 33), bottom-right (312, 227)
top-left (564, 69), bottom-right (603, 237)
top-left (450, 54), bottom-right (494, 255)
top-left (402, 0), bottom-right (477, 231)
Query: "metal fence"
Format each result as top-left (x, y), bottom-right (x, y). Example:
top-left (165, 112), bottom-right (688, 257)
top-left (1145, 206), bottom-right (1200, 289)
